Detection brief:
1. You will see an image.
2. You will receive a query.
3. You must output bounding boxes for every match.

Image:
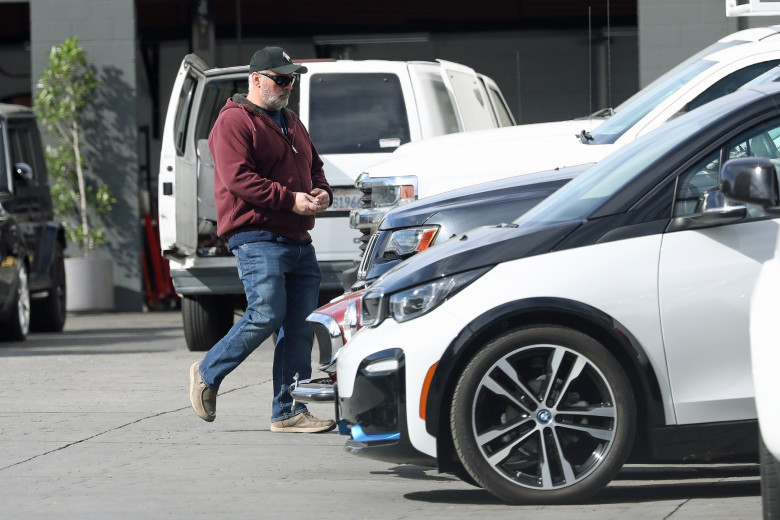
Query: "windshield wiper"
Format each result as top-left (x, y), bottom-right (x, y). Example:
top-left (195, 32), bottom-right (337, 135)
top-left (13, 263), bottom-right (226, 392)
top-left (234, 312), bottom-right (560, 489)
top-left (578, 129), bottom-right (594, 143)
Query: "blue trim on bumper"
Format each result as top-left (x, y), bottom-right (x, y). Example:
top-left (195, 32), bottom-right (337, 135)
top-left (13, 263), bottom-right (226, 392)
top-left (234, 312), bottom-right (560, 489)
top-left (350, 424), bottom-right (400, 443)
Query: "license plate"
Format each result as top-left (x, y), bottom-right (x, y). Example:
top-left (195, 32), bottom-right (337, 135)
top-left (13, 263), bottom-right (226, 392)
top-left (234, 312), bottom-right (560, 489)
top-left (327, 188), bottom-right (363, 212)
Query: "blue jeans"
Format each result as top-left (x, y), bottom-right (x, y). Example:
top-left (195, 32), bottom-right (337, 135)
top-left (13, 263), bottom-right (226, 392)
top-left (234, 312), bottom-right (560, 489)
top-left (199, 234), bottom-right (322, 422)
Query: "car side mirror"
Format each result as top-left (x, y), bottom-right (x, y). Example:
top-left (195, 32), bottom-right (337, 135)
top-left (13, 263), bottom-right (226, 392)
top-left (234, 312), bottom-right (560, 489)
top-left (13, 162), bottom-right (34, 182)
top-left (720, 157), bottom-right (780, 213)
top-left (668, 185), bottom-right (747, 232)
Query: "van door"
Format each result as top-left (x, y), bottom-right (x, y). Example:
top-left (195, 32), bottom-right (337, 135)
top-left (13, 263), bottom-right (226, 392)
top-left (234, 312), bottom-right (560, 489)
top-left (158, 54), bottom-right (209, 258)
top-left (438, 60), bottom-right (496, 132)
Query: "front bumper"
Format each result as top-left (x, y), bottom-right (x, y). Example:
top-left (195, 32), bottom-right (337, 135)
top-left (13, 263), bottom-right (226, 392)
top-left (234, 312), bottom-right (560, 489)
top-left (338, 348), bottom-right (435, 466)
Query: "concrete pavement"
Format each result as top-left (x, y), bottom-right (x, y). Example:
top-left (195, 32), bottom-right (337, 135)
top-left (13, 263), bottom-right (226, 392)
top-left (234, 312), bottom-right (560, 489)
top-left (0, 311), bottom-right (762, 519)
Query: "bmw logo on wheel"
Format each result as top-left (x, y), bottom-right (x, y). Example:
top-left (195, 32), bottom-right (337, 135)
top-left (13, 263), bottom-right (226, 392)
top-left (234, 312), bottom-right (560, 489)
top-left (536, 409), bottom-right (552, 425)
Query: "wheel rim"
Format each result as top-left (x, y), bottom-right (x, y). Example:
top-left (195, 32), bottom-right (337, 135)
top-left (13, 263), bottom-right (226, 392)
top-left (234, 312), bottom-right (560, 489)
top-left (17, 267), bottom-right (30, 336)
top-left (471, 343), bottom-right (617, 490)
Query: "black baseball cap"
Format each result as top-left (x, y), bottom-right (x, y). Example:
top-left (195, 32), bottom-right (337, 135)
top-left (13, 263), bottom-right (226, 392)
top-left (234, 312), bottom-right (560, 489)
top-left (249, 47), bottom-right (308, 75)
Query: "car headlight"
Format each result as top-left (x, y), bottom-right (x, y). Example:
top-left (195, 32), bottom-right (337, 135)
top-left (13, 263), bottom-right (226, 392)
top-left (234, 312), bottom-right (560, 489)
top-left (361, 267), bottom-right (490, 326)
top-left (355, 173), bottom-right (418, 209)
top-left (382, 226), bottom-right (439, 259)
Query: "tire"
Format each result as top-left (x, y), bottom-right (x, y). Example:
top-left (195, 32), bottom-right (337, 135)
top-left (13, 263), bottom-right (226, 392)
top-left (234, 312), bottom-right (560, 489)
top-left (182, 295), bottom-right (235, 352)
top-left (761, 434), bottom-right (780, 519)
top-left (450, 326), bottom-right (636, 504)
top-left (31, 242), bottom-right (66, 332)
top-left (0, 264), bottom-right (30, 342)
top-left (446, 463), bottom-right (481, 488)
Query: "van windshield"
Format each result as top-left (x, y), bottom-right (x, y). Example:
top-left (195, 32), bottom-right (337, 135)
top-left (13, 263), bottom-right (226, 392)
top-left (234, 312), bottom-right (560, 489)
top-left (308, 73), bottom-right (411, 154)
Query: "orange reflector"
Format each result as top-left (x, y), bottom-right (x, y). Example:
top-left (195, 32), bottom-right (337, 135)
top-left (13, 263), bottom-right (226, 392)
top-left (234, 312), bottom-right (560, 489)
top-left (420, 362), bottom-right (438, 420)
top-left (399, 185), bottom-right (415, 200)
top-left (416, 229), bottom-right (438, 252)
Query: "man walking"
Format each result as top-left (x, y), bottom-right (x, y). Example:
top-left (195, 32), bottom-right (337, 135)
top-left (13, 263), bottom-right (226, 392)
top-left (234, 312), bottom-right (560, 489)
top-left (189, 46), bottom-right (336, 433)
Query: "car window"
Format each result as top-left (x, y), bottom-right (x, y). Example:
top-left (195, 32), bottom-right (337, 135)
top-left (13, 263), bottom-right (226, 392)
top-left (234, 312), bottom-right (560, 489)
top-left (680, 60), bottom-right (780, 115)
top-left (674, 116), bottom-right (780, 217)
top-left (589, 60), bottom-right (715, 144)
top-left (588, 40), bottom-right (751, 145)
top-left (414, 70), bottom-right (460, 136)
top-left (174, 73), bottom-right (197, 155)
top-left (446, 70), bottom-right (495, 131)
top-left (194, 78), bottom-right (245, 142)
top-left (309, 73), bottom-right (410, 154)
top-left (484, 81), bottom-right (515, 127)
top-left (193, 76), bottom-right (301, 144)
top-left (514, 90), bottom-right (754, 228)
top-left (674, 151), bottom-right (721, 216)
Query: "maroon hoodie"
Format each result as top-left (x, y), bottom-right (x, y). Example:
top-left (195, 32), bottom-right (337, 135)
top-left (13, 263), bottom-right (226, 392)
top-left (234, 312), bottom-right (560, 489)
top-left (208, 94), bottom-right (332, 241)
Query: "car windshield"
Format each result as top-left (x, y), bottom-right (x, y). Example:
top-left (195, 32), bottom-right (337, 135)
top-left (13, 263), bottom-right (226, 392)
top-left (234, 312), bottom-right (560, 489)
top-left (587, 40), bottom-right (746, 144)
top-left (514, 91), bottom-right (751, 227)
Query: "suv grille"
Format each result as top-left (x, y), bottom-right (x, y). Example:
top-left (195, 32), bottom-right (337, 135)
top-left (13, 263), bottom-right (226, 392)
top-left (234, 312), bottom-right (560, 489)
top-left (357, 232), bottom-right (380, 282)
top-left (357, 185), bottom-right (373, 253)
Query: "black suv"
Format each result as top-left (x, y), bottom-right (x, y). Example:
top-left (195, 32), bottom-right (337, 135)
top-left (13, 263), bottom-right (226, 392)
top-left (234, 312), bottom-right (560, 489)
top-left (0, 104), bottom-right (66, 340)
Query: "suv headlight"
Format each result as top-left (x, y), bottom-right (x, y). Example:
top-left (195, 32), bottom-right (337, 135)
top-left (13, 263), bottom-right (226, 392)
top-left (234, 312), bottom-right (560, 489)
top-left (362, 267), bottom-right (491, 327)
top-left (381, 226), bottom-right (439, 259)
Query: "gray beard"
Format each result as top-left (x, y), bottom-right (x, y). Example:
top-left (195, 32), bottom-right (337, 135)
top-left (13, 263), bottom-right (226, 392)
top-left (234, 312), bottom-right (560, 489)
top-left (262, 90), bottom-right (289, 111)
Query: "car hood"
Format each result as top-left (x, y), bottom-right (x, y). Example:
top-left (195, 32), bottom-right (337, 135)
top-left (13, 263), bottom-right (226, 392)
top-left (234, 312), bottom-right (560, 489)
top-left (388, 118), bottom-right (603, 158)
top-left (380, 164), bottom-right (591, 230)
top-left (373, 219), bottom-right (581, 294)
top-left (365, 130), bottom-right (615, 197)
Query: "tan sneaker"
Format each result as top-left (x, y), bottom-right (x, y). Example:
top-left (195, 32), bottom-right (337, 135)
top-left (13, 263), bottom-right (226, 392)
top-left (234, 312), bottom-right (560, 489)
top-left (270, 412), bottom-right (336, 433)
top-left (189, 362), bottom-right (216, 422)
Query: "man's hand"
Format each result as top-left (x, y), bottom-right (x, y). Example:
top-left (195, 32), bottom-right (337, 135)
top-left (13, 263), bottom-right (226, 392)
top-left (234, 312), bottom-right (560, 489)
top-left (310, 188), bottom-right (330, 213)
top-left (292, 192), bottom-right (322, 215)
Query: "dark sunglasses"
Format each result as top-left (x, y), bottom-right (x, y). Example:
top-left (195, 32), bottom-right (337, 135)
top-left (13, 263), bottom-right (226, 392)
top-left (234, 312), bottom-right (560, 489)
top-left (257, 72), bottom-right (296, 87)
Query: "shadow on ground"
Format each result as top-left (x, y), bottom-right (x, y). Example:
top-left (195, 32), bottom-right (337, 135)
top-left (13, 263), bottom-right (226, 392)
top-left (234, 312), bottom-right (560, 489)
top-left (395, 464), bottom-right (760, 506)
top-left (0, 326), bottom-right (182, 356)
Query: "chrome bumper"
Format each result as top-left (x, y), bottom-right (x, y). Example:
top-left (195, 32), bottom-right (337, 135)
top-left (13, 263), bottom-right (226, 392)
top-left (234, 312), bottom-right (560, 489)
top-left (289, 377), bottom-right (335, 403)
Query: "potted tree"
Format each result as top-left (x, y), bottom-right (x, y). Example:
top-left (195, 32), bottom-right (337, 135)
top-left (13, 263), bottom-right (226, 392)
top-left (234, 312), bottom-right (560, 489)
top-left (33, 37), bottom-right (116, 311)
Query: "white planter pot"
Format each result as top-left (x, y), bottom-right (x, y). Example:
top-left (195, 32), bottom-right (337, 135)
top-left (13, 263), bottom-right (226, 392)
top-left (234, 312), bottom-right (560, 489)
top-left (64, 257), bottom-right (114, 311)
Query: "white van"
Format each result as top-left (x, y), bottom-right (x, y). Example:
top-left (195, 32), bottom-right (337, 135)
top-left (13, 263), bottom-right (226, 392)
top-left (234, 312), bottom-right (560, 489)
top-left (157, 54), bottom-right (514, 351)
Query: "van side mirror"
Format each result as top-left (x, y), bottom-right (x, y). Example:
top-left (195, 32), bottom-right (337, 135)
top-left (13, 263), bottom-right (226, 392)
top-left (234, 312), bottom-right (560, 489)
top-left (720, 157), bottom-right (780, 211)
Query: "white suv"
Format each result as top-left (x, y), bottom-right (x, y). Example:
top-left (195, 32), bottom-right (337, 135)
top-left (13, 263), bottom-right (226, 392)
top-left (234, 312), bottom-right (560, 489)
top-left (335, 82), bottom-right (780, 503)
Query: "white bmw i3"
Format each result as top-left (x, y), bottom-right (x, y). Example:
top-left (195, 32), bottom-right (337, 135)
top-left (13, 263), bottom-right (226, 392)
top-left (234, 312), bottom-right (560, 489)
top-left (334, 82), bottom-right (780, 504)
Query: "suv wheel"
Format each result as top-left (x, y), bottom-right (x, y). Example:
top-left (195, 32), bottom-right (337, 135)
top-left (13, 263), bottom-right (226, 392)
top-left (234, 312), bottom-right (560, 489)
top-left (182, 295), bottom-right (235, 351)
top-left (0, 264), bottom-right (30, 341)
top-left (450, 326), bottom-right (636, 504)
top-left (31, 242), bottom-right (67, 332)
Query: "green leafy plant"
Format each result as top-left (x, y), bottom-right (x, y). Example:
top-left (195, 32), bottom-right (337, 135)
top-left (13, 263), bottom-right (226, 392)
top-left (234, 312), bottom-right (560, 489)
top-left (33, 36), bottom-right (115, 256)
